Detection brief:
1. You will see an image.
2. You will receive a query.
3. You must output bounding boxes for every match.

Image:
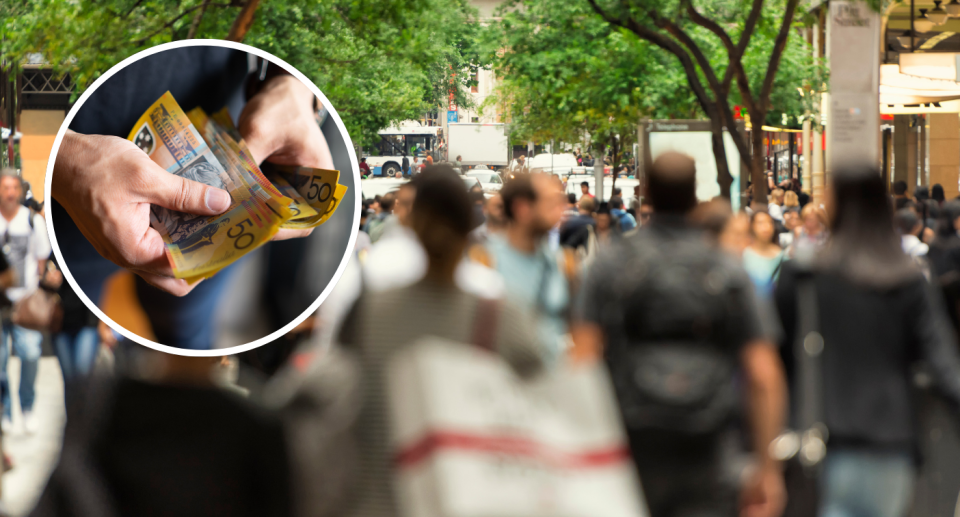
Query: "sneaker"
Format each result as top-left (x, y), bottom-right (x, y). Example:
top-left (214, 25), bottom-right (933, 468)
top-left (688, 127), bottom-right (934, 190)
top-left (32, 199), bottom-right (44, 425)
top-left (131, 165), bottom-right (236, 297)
top-left (23, 410), bottom-right (37, 434)
top-left (0, 416), bottom-right (11, 434)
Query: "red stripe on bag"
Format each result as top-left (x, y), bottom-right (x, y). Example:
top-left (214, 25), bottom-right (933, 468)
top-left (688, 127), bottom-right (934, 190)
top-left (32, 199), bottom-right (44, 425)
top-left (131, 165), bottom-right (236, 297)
top-left (395, 431), bottom-right (630, 469)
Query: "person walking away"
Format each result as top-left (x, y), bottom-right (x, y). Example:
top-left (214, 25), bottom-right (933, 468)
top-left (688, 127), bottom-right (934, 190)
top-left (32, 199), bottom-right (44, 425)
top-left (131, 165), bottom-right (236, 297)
top-left (483, 173), bottom-right (571, 364)
top-left (574, 152), bottom-right (787, 517)
top-left (775, 167), bottom-right (960, 517)
top-left (896, 208), bottom-right (929, 259)
top-left (366, 192), bottom-right (396, 244)
top-left (637, 199), bottom-right (654, 228)
top-left (470, 192), bottom-right (506, 244)
top-left (927, 200), bottom-right (960, 336)
top-left (0, 171), bottom-right (51, 434)
top-left (768, 189), bottom-right (785, 223)
top-left (932, 183), bottom-right (946, 206)
top-left (40, 260), bottom-right (102, 399)
top-left (893, 180), bottom-right (911, 210)
top-left (743, 211), bottom-right (786, 299)
top-left (336, 169), bottom-right (544, 517)
top-left (610, 197), bottom-right (637, 231)
top-left (401, 153), bottom-right (410, 178)
top-left (559, 196), bottom-right (597, 251)
top-left (792, 204), bottom-right (827, 260)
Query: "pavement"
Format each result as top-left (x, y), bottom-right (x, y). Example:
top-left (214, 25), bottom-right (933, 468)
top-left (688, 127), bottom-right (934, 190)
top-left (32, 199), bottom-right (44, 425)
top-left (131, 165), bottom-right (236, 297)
top-left (0, 357), bottom-right (65, 517)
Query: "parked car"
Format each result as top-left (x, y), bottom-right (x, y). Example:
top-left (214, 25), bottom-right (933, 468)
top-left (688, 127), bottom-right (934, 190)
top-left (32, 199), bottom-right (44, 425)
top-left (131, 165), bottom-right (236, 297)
top-left (465, 171), bottom-right (503, 192)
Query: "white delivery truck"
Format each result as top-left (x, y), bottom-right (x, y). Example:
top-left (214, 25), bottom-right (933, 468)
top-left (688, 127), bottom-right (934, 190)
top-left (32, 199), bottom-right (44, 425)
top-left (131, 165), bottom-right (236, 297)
top-left (447, 123), bottom-right (509, 168)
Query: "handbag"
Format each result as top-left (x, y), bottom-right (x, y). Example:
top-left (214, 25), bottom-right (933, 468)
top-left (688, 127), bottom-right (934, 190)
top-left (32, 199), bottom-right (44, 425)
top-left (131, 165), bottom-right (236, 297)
top-left (11, 288), bottom-right (63, 332)
top-left (386, 296), bottom-right (646, 517)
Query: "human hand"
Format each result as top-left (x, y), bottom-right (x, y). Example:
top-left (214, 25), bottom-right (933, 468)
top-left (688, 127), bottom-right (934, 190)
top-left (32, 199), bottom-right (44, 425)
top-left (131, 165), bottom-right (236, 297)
top-left (239, 74), bottom-right (334, 241)
top-left (98, 320), bottom-right (118, 348)
top-left (739, 465), bottom-right (786, 517)
top-left (43, 267), bottom-right (63, 289)
top-left (53, 130), bottom-right (232, 296)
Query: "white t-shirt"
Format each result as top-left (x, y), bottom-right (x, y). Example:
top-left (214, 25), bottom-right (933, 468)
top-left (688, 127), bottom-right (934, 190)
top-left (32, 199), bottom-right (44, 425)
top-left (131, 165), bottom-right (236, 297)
top-left (0, 206), bottom-right (51, 302)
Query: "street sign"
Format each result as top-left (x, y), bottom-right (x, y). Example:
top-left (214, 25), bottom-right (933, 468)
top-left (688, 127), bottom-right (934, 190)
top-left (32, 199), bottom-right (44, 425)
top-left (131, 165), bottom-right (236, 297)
top-left (447, 110), bottom-right (458, 123)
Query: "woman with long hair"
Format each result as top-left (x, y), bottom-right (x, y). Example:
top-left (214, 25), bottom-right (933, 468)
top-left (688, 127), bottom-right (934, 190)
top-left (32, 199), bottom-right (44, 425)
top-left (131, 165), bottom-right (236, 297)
top-left (775, 169), bottom-right (960, 517)
top-left (743, 211), bottom-right (785, 298)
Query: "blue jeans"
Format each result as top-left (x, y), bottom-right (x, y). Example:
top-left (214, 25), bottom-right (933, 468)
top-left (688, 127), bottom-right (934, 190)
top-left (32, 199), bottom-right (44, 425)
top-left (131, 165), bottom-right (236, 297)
top-left (821, 448), bottom-right (915, 517)
top-left (54, 327), bottom-right (99, 384)
top-left (52, 200), bottom-right (237, 350)
top-left (0, 324), bottom-right (43, 419)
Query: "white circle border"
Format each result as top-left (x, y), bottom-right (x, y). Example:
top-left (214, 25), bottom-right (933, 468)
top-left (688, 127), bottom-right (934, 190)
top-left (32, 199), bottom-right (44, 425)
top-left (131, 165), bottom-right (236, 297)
top-left (44, 39), bottom-right (361, 357)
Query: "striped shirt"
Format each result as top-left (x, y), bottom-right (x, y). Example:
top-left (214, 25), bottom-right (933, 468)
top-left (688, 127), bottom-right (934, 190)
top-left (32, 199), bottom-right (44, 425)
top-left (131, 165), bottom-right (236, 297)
top-left (337, 279), bottom-right (544, 517)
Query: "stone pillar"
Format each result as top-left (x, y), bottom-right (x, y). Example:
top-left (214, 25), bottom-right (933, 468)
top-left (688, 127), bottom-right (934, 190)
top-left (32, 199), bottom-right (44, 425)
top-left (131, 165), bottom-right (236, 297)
top-left (813, 127), bottom-right (825, 204)
top-left (928, 113), bottom-right (960, 200)
top-left (802, 117), bottom-right (812, 194)
top-left (19, 109), bottom-right (64, 202)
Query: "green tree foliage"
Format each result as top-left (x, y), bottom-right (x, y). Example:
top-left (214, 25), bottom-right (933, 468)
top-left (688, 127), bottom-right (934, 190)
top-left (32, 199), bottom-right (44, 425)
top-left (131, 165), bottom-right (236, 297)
top-left (0, 0), bottom-right (482, 149)
top-left (488, 0), bottom-right (823, 201)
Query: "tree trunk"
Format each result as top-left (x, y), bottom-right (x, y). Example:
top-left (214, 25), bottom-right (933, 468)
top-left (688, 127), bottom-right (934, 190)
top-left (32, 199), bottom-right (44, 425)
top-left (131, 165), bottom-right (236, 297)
top-left (610, 135), bottom-right (619, 196)
top-left (187, 0), bottom-right (212, 39)
top-left (710, 117), bottom-right (733, 201)
top-left (750, 120), bottom-right (768, 205)
top-left (594, 142), bottom-right (605, 202)
top-left (227, 0), bottom-right (260, 42)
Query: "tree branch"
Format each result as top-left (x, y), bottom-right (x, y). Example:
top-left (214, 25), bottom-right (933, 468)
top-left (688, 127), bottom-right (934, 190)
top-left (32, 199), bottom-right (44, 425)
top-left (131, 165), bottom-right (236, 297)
top-left (760, 0), bottom-right (800, 104)
top-left (133, 3), bottom-right (231, 45)
top-left (586, 0), bottom-right (717, 123)
top-left (186, 0), bottom-right (212, 39)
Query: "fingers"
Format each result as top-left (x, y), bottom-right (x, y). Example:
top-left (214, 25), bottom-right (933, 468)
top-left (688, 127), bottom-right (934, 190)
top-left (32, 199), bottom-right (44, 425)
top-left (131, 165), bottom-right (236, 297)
top-left (272, 228), bottom-right (314, 241)
top-left (140, 161), bottom-right (231, 215)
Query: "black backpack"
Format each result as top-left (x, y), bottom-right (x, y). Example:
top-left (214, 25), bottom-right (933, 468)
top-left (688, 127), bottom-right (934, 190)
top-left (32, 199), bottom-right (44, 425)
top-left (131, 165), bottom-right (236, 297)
top-left (607, 228), bottom-right (748, 435)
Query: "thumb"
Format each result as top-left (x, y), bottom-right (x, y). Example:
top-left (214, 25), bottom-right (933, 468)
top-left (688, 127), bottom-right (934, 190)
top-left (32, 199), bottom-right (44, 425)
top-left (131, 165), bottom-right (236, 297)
top-left (143, 164), bottom-right (232, 215)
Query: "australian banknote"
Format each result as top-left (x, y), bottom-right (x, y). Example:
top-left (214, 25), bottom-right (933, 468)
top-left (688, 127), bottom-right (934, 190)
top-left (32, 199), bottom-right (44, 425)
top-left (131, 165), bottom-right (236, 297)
top-left (127, 91), bottom-right (345, 281)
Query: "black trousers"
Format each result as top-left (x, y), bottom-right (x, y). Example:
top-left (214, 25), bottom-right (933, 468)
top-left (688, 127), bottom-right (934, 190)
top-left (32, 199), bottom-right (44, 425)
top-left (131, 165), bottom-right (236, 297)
top-left (629, 429), bottom-right (739, 517)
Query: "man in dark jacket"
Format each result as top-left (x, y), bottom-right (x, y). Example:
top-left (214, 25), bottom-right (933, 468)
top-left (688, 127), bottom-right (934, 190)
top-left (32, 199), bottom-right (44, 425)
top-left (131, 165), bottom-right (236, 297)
top-left (574, 152), bottom-right (787, 517)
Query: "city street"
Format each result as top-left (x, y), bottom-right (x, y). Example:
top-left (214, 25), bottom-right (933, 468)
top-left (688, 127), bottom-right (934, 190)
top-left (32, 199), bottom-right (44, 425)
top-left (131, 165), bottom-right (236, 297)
top-left (1, 357), bottom-right (64, 517)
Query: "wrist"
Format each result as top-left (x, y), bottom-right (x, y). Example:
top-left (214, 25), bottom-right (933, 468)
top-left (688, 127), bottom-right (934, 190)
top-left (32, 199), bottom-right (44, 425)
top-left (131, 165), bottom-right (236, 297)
top-left (52, 130), bottom-right (83, 204)
top-left (259, 74), bottom-right (315, 113)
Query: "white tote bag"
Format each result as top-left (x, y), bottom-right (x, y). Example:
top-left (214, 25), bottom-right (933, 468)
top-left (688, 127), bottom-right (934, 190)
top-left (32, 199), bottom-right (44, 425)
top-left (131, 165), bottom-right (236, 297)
top-left (387, 337), bottom-right (648, 517)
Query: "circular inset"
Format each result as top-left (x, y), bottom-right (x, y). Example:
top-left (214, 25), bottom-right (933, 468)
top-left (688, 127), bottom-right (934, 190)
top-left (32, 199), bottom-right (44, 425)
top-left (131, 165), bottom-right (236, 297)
top-left (45, 40), bottom-right (360, 356)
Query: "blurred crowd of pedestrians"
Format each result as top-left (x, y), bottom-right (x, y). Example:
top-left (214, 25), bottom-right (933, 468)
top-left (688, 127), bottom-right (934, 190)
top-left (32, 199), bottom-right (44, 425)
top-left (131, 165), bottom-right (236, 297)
top-left (14, 155), bottom-right (960, 517)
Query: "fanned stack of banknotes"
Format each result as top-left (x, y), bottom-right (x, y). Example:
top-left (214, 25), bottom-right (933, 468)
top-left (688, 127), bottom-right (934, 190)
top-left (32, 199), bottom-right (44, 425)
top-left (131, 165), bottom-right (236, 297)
top-left (127, 91), bottom-right (347, 283)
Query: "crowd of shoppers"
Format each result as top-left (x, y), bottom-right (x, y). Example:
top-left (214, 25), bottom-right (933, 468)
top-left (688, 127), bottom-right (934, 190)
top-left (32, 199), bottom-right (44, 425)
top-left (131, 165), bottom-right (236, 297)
top-left (14, 154), bottom-right (960, 517)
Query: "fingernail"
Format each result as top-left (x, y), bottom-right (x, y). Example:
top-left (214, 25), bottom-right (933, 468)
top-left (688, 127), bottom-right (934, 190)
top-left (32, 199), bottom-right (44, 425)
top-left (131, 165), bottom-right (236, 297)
top-left (205, 188), bottom-right (231, 212)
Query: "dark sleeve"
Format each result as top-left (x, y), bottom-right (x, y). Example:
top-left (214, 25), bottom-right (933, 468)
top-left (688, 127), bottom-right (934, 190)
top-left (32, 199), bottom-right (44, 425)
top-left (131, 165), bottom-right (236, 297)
top-left (336, 297), bottom-right (362, 350)
top-left (774, 261), bottom-right (800, 349)
top-left (912, 279), bottom-right (960, 411)
top-left (575, 252), bottom-right (611, 325)
top-left (0, 246), bottom-right (9, 273)
top-left (253, 415), bottom-right (294, 517)
top-left (727, 268), bottom-right (765, 349)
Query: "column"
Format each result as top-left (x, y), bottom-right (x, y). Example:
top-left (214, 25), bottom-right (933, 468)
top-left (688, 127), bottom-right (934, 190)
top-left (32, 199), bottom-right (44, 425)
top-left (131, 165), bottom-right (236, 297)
top-left (928, 113), bottom-right (960, 200)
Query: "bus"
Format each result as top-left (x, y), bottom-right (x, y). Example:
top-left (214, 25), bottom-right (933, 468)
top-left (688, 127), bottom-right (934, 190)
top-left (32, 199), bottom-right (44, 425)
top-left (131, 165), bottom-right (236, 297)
top-left (365, 125), bottom-right (443, 177)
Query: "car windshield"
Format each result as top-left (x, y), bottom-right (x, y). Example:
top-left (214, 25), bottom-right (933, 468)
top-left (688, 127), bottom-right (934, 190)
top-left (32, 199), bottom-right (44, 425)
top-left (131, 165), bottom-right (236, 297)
top-left (462, 177), bottom-right (479, 188)
top-left (466, 172), bottom-right (492, 182)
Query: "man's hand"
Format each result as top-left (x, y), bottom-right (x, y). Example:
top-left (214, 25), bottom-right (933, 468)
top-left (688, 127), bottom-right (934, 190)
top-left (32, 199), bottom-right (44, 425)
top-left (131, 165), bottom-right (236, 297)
top-left (740, 465), bottom-right (786, 517)
top-left (239, 74), bottom-right (334, 241)
top-left (53, 130), bottom-right (232, 296)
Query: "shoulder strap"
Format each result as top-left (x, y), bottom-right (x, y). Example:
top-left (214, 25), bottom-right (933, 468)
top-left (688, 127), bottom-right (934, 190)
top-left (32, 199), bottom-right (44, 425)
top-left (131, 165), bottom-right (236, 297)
top-left (794, 269), bottom-right (828, 467)
top-left (471, 298), bottom-right (500, 351)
